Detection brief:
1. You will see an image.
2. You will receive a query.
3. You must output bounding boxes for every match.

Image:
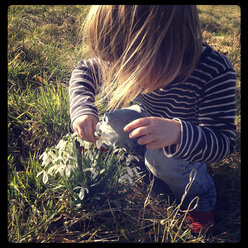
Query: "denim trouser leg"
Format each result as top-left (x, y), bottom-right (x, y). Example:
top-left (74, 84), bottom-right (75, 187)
top-left (102, 105), bottom-right (147, 155)
top-left (103, 105), bottom-right (217, 212)
top-left (145, 149), bottom-right (216, 211)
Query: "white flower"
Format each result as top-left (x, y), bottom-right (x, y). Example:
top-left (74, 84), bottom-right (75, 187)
top-left (91, 168), bottom-right (98, 180)
top-left (47, 164), bottom-right (57, 175)
top-left (76, 134), bottom-right (91, 149)
top-left (96, 139), bottom-right (102, 149)
top-left (118, 174), bottom-right (133, 184)
top-left (126, 154), bottom-right (139, 166)
top-left (73, 186), bottom-right (89, 200)
top-left (115, 148), bottom-right (126, 162)
top-left (118, 165), bottom-right (141, 185)
top-left (45, 162), bottom-right (75, 179)
top-left (96, 118), bottom-right (117, 136)
top-left (55, 164), bottom-right (66, 176)
top-left (83, 167), bottom-right (98, 180)
top-left (88, 151), bottom-right (94, 161)
top-left (113, 147), bottom-right (126, 153)
top-left (125, 166), bottom-right (140, 178)
top-left (65, 140), bottom-right (74, 152)
top-left (132, 167), bottom-right (141, 177)
top-left (94, 121), bottom-right (117, 149)
top-left (37, 133), bottom-right (83, 185)
top-left (100, 133), bottom-right (112, 145)
top-left (71, 132), bottom-right (77, 138)
top-left (65, 166), bottom-right (71, 178)
top-left (56, 138), bottom-right (67, 151)
top-left (39, 150), bottom-right (55, 167)
top-left (95, 134), bottom-right (108, 149)
top-left (37, 170), bottom-right (49, 184)
top-left (126, 167), bottom-right (134, 177)
top-left (95, 122), bottom-right (101, 133)
top-left (39, 151), bottom-right (48, 162)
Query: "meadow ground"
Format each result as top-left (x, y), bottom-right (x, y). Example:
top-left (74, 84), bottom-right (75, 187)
top-left (8, 5), bottom-right (241, 243)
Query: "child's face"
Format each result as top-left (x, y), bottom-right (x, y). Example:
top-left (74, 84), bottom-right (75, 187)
top-left (141, 70), bottom-right (169, 92)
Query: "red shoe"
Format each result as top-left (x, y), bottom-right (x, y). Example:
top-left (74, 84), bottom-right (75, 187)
top-left (186, 211), bottom-right (214, 234)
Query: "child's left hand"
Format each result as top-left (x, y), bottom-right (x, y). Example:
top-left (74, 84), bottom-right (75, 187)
top-left (123, 117), bottom-right (181, 150)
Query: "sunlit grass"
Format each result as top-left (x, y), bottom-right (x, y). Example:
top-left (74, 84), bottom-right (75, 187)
top-left (8, 5), bottom-right (241, 243)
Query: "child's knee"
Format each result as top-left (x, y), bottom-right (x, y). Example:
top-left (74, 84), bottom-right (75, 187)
top-left (144, 149), bottom-right (216, 204)
top-left (101, 105), bottom-right (147, 152)
top-left (144, 148), bottom-right (186, 180)
top-left (105, 104), bottom-right (147, 128)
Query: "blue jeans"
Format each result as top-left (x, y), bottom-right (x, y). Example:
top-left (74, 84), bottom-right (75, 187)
top-left (102, 105), bottom-right (216, 212)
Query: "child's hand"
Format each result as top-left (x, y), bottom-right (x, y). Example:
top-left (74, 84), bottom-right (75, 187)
top-left (123, 117), bottom-right (181, 150)
top-left (73, 115), bottom-right (99, 143)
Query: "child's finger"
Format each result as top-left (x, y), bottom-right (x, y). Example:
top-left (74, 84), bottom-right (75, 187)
top-left (77, 126), bottom-right (86, 141)
top-left (145, 141), bottom-right (161, 150)
top-left (137, 133), bottom-right (155, 146)
top-left (84, 122), bottom-right (97, 143)
top-left (123, 117), bottom-right (150, 132)
top-left (129, 126), bottom-right (151, 139)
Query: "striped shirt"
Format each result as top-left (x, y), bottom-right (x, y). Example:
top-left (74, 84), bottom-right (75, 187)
top-left (69, 42), bottom-right (236, 163)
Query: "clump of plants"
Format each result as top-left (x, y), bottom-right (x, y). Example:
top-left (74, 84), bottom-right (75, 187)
top-left (36, 120), bottom-right (143, 209)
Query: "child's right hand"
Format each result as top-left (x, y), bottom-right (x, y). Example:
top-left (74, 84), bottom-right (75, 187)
top-left (73, 115), bottom-right (99, 143)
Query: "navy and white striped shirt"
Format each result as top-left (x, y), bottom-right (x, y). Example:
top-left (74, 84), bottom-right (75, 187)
top-left (69, 42), bottom-right (236, 163)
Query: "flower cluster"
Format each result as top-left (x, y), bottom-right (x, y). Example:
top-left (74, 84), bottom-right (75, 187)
top-left (118, 154), bottom-right (141, 184)
top-left (94, 122), bottom-right (112, 149)
top-left (37, 121), bottom-right (143, 204)
top-left (37, 133), bottom-right (78, 184)
top-left (94, 117), bottom-right (119, 149)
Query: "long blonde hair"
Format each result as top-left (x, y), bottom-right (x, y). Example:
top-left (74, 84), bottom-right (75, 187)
top-left (83, 5), bottom-right (202, 110)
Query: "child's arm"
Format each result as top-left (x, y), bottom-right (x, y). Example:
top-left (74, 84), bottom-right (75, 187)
top-left (125, 68), bottom-right (236, 164)
top-left (164, 69), bottom-right (237, 163)
top-left (124, 117), bottom-right (182, 150)
top-left (69, 58), bottom-right (101, 142)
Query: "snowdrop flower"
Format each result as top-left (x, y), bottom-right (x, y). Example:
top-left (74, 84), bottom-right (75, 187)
top-left (126, 167), bottom-right (134, 177)
top-left (118, 174), bottom-right (133, 184)
top-left (118, 165), bottom-right (141, 185)
top-left (39, 151), bottom-right (48, 163)
top-left (43, 161), bottom-right (76, 180)
top-left (39, 150), bottom-right (55, 167)
top-left (56, 138), bottom-right (67, 151)
top-left (37, 170), bottom-right (49, 184)
top-left (95, 120), bottom-right (114, 134)
top-left (71, 132), bottom-right (77, 138)
top-left (73, 186), bottom-right (89, 200)
top-left (94, 121), bottom-right (117, 149)
top-left (76, 134), bottom-right (91, 149)
top-left (65, 140), bottom-right (74, 152)
top-left (95, 140), bottom-right (102, 149)
top-left (83, 167), bottom-right (98, 180)
top-left (88, 151), bottom-right (94, 161)
top-left (55, 164), bottom-right (66, 176)
top-left (126, 154), bottom-right (139, 166)
top-left (96, 136), bottom-right (111, 149)
top-left (125, 166), bottom-right (141, 178)
top-left (37, 133), bottom-right (82, 186)
top-left (65, 166), bottom-right (72, 178)
top-left (47, 164), bottom-right (57, 175)
top-left (115, 147), bottom-right (126, 162)
top-left (132, 166), bottom-right (141, 177)
top-left (113, 147), bottom-right (126, 153)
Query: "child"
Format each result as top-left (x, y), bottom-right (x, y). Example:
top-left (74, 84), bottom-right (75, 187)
top-left (69, 5), bottom-right (236, 234)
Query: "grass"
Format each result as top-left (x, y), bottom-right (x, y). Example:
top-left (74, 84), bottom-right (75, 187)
top-left (8, 5), bottom-right (241, 243)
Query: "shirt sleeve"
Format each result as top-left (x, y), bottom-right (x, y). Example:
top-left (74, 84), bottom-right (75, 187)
top-left (163, 69), bottom-right (237, 163)
top-left (69, 58), bottom-right (102, 130)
